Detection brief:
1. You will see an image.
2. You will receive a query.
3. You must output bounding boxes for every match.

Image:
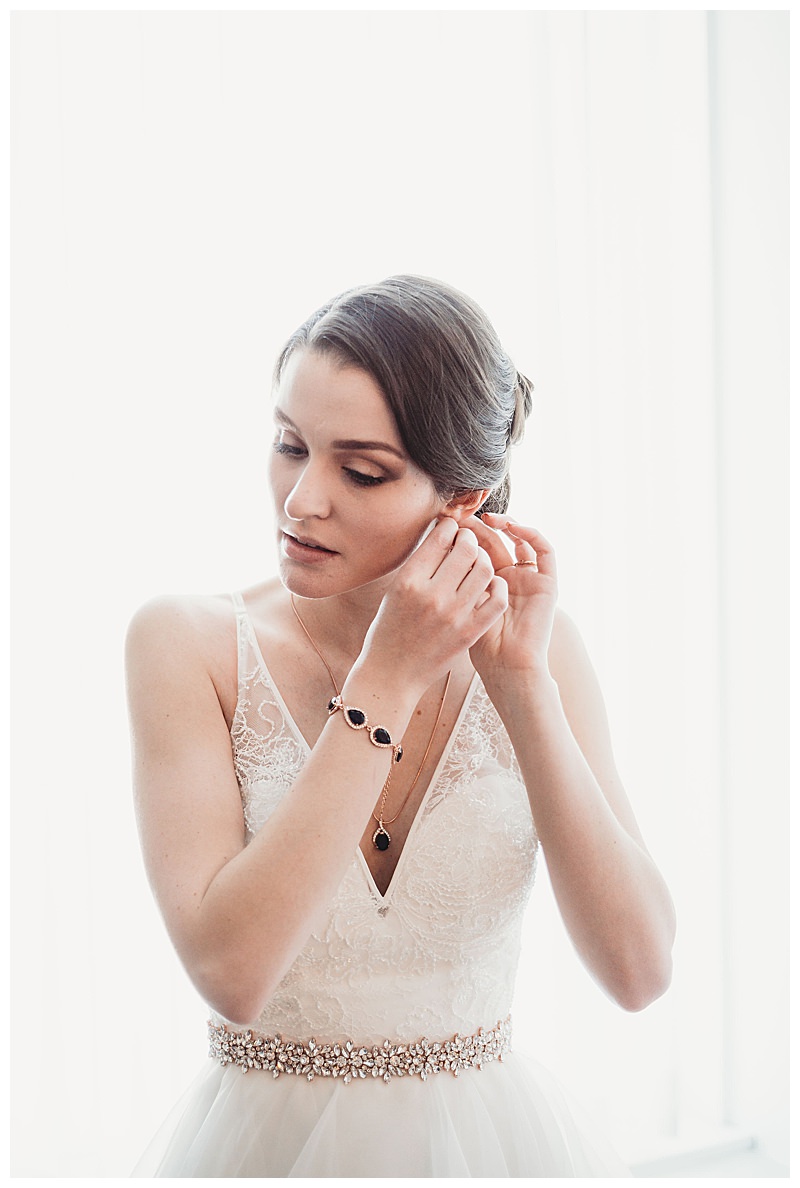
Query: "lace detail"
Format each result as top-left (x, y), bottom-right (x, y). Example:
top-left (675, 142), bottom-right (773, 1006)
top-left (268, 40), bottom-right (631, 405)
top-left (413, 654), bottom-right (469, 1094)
top-left (221, 594), bottom-right (539, 1047)
top-left (230, 618), bottom-right (308, 835)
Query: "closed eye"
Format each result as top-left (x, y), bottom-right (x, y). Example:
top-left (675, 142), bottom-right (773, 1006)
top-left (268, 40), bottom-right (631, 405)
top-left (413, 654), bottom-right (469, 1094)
top-left (273, 440), bottom-right (385, 488)
top-left (344, 468), bottom-right (385, 488)
top-left (272, 440), bottom-right (305, 458)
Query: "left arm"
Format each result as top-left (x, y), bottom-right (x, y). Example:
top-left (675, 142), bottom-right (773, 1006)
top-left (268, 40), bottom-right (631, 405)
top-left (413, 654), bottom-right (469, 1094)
top-left (469, 514), bottom-right (676, 1012)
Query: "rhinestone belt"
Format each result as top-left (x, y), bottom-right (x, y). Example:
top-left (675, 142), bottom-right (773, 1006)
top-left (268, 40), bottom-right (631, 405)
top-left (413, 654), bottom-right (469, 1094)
top-left (208, 1014), bottom-right (511, 1084)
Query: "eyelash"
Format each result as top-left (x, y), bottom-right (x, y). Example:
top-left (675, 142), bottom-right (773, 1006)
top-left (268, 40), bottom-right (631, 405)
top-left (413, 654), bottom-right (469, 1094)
top-left (272, 440), bottom-right (386, 488)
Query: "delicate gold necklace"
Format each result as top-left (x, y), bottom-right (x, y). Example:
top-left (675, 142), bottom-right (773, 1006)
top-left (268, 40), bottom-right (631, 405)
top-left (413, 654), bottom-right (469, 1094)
top-left (290, 594), bottom-right (451, 852)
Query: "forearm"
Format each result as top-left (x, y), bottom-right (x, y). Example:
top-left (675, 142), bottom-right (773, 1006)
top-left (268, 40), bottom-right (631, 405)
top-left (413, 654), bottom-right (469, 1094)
top-left (185, 665), bottom-right (421, 1024)
top-left (489, 670), bottom-right (676, 1011)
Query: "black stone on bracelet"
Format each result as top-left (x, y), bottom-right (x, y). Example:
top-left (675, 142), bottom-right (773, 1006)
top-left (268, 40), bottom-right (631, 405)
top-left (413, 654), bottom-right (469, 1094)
top-left (327, 694), bottom-right (403, 763)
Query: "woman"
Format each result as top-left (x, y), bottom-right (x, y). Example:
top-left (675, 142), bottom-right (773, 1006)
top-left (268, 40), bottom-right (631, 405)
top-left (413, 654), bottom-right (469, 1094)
top-left (127, 275), bottom-right (675, 1176)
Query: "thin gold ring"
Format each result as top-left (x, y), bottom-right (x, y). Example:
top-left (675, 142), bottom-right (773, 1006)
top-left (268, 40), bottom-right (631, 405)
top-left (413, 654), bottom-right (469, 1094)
top-left (514, 560), bottom-right (537, 567)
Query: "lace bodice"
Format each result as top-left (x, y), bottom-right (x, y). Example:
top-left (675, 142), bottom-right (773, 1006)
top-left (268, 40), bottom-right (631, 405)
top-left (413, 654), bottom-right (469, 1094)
top-left (214, 593), bottom-right (539, 1046)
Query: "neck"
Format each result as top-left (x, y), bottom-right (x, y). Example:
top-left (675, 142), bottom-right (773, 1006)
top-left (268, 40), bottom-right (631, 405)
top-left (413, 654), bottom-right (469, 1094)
top-left (289, 577), bottom-right (390, 667)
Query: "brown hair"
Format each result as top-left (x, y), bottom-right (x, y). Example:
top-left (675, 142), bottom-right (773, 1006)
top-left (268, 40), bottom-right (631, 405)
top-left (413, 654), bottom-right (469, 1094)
top-left (274, 275), bottom-right (533, 516)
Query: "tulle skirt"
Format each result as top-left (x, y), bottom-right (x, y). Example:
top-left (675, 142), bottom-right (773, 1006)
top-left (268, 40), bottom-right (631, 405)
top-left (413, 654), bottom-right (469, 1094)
top-left (132, 1049), bottom-right (630, 1177)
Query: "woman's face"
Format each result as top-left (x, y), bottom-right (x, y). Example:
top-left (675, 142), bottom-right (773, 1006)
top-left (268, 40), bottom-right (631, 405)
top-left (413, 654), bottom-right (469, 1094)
top-left (269, 349), bottom-right (446, 598)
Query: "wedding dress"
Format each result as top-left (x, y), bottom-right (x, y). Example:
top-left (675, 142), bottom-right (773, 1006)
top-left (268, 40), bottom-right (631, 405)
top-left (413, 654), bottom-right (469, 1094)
top-left (133, 592), bottom-right (629, 1177)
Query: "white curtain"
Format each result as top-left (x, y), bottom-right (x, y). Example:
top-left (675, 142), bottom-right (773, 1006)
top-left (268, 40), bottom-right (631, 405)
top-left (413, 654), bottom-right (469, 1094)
top-left (11, 10), bottom-right (788, 1175)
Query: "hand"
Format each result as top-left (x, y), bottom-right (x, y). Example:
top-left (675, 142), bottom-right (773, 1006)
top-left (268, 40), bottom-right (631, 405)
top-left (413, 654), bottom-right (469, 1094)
top-left (464, 513), bottom-right (558, 683)
top-left (360, 516), bottom-right (509, 694)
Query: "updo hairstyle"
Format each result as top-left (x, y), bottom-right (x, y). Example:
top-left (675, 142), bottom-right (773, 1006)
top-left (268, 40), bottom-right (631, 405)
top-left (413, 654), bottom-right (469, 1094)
top-left (274, 275), bottom-right (533, 516)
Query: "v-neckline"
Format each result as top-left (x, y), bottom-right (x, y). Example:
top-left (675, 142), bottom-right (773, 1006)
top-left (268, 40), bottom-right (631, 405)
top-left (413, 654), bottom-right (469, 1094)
top-left (354, 672), bottom-right (478, 904)
top-left (237, 600), bottom-right (479, 906)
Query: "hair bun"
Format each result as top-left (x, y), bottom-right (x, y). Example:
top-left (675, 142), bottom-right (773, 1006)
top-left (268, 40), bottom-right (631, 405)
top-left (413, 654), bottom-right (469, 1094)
top-left (509, 371), bottom-right (534, 445)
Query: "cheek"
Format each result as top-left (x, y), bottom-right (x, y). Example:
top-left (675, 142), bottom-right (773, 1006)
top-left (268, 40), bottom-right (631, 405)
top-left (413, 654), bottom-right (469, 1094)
top-left (268, 454), bottom-right (291, 507)
top-left (367, 502), bottom-right (440, 564)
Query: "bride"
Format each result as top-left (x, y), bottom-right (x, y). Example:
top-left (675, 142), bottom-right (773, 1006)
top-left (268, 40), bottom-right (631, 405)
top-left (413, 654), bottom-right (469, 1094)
top-left (126, 274), bottom-right (675, 1176)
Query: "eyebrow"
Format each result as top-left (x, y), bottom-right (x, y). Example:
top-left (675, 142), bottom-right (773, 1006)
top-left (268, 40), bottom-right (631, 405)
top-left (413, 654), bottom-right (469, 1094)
top-left (274, 409), bottom-right (407, 460)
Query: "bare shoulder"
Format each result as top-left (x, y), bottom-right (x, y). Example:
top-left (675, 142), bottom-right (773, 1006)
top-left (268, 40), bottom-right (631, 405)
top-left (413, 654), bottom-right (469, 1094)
top-left (125, 592), bottom-right (241, 721)
top-left (546, 605), bottom-right (610, 734)
top-left (126, 592), bottom-right (235, 655)
top-left (548, 604), bottom-right (582, 658)
top-left (547, 606), bottom-right (600, 690)
top-left (546, 607), bottom-right (647, 846)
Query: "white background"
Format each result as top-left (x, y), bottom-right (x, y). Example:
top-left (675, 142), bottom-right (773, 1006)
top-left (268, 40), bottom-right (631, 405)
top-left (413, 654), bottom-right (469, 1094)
top-left (10, 8), bottom-right (789, 1175)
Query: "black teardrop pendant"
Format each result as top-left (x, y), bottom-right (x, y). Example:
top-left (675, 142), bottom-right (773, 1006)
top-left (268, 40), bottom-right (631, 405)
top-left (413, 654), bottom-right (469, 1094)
top-left (372, 826), bottom-right (391, 852)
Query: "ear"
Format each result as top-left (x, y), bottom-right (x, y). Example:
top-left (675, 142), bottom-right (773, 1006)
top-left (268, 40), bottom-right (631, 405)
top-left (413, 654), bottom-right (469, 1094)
top-left (444, 489), bottom-right (492, 522)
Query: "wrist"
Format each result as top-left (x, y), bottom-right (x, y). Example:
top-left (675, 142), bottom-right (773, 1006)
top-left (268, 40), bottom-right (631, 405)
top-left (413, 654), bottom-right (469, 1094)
top-left (482, 664), bottom-right (559, 715)
top-left (340, 660), bottom-right (423, 734)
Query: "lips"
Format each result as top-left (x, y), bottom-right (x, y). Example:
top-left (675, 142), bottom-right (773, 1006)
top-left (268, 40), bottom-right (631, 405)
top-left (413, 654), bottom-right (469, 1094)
top-left (282, 531), bottom-right (338, 557)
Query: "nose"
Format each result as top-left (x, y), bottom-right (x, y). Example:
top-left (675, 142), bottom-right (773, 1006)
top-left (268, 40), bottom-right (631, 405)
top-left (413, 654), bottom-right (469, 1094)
top-left (283, 459), bottom-right (332, 522)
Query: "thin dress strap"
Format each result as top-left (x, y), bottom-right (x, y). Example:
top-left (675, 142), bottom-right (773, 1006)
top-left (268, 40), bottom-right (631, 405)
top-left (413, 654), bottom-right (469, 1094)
top-left (229, 591), bottom-right (251, 694)
top-left (229, 591), bottom-right (267, 691)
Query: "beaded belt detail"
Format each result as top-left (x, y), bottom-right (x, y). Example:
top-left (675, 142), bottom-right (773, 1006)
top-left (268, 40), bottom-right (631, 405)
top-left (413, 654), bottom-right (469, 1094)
top-left (208, 1015), bottom-right (511, 1084)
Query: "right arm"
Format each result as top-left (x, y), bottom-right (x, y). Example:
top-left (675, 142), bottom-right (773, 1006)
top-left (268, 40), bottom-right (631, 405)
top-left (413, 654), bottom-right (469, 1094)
top-left (126, 519), bottom-right (505, 1024)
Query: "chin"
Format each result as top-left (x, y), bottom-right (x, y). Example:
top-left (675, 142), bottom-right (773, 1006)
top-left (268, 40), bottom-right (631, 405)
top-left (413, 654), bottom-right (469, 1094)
top-left (278, 561), bottom-right (398, 602)
top-left (277, 565), bottom-right (330, 600)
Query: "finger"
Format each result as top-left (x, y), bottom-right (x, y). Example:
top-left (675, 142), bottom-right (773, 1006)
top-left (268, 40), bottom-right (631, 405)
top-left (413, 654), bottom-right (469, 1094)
top-left (480, 512), bottom-right (537, 567)
top-left (429, 525), bottom-right (480, 585)
top-left (461, 514), bottom-right (516, 571)
top-left (402, 516), bottom-right (459, 579)
top-left (511, 535), bottom-right (538, 569)
top-left (508, 528), bottom-right (555, 580)
top-left (471, 575), bottom-right (509, 633)
top-left (454, 546), bottom-right (496, 603)
top-left (482, 515), bottom-right (557, 580)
